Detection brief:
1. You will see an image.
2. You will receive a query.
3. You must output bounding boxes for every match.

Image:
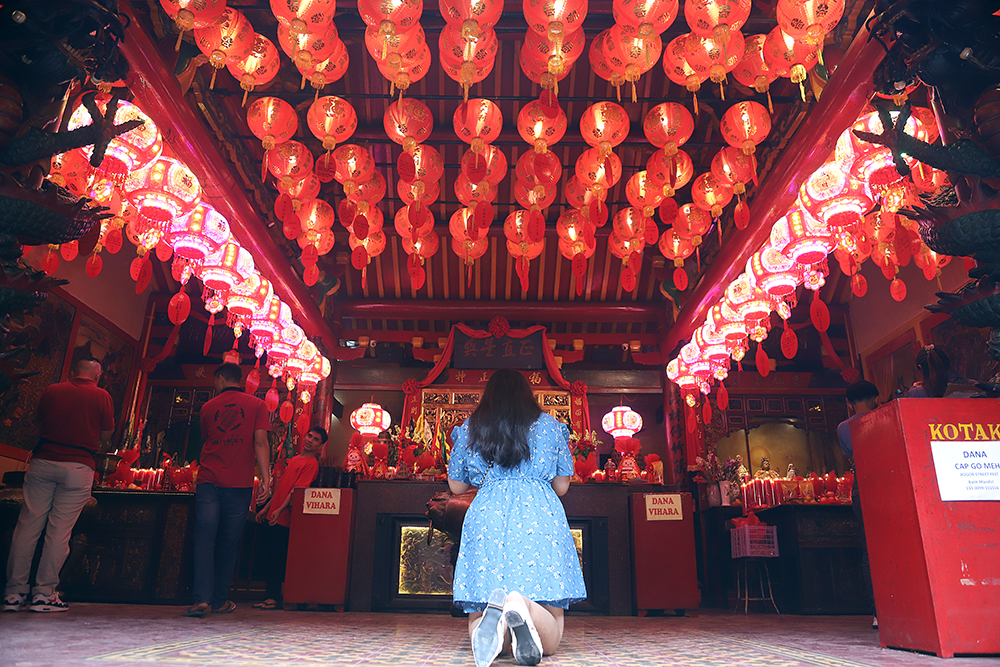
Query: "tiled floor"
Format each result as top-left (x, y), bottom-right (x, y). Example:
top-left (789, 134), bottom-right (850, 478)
top-left (1, 605), bottom-right (996, 667)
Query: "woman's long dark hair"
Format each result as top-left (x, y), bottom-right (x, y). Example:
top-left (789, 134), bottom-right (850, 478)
top-left (915, 347), bottom-right (950, 398)
top-left (468, 369), bottom-right (542, 469)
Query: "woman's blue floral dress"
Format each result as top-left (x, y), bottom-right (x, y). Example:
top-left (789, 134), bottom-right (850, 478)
top-left (448, 412), bottom-right (587, 612)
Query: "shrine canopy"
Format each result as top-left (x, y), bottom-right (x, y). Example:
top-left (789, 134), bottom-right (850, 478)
top-left (400, 317), bottom-right (591, 434)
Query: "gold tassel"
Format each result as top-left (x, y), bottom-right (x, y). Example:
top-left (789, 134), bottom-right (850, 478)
top-left (209, 68), bottom-right (218, 89)
top-left (766, 88), bottom-right (773, 114)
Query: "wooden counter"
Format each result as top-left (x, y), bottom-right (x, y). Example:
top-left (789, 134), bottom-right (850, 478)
top-left (755, 504), bottom-right (868, 614)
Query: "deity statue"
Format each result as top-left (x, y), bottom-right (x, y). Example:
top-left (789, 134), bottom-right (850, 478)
top-left (754, 457), bottom-right (780, 480)
top-left (786, 462), bottom-right (798, 479)
top-left (735, 455), bottom-right (750, 482)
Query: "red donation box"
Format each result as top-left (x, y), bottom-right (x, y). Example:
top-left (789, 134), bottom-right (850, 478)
top-left (284, 487), bottom-right (355, 608)
top-left (630, 491), bottom-right (699, 615)
top-left (852, 399), bottom-right (1000, 657)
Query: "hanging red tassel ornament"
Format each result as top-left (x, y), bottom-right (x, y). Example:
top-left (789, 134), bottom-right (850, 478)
top-left (780, 318), bottom-right (798, 359)
top-left (223, 339), bottom-right (240, 365)
top-left (659, 197), bottom-right (678, 224)
top-left (85, 253), bottom-right (103, 278)
top-left (133, 256), bottom-right (152, 294)
top-left (168, 289), bottom-right (192, 325)
top-left (279, 399), bottom-right (294, 423)
top-left (156, 240), bottom-right (173, 263)
top-left (703, 398), bottom-right (712, 424)
top-left (572, 252), bottom-right (587, 296)
top-left (717, 382), bottom-right (729, 410)
top-left (756, 342), bottom-right (770, 377)
top-left (297, 411), bottom-right (311, 436)
top-left (810, 292), bottom-right (830, 332)
top-left (265, 379), bottom-right (280, 412)
top-left (620, 263), bottom-right (637, 292)
top-left (673, 266), bottom-right (689, 291)
top-left (685, 404), bottom-right (696, 433)
top-left (851, 273), bottom-right (867, 297)
top-left (203, 313), bottom-right (214, 356)
top-left (890, 277), bottom-right (907, 301)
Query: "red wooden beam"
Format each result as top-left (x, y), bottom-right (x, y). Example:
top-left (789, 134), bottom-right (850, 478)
top-left (662, 21), bottom-right (886, 357)
top-left (337, 299), bottom-right (668, 323)
top-left (118, 1), bottom-right (337, 349)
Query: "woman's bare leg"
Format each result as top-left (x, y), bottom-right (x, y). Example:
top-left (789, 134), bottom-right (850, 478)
top-left (507, 591), bottom-right (565, 656)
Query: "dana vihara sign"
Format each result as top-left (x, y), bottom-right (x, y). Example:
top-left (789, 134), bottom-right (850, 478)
top-left (303, 488), bottom-right (342, 514)
top-left (644, 493), bottom-right (683, 520)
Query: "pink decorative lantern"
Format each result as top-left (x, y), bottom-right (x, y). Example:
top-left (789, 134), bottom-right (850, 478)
top-left (350, 402), bottom-right (392, 436)
top-left (199, 241), bottom-right (255, 291)
top-left (602, 405), bottom-right (643, 438)
top-left (165, 202), bottom-right (231, 261)
top-left (123, 156), bottom-right (201, 235)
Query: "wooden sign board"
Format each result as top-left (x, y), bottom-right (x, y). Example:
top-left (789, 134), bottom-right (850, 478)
top-left (303, 488), bottom-right (342, 515)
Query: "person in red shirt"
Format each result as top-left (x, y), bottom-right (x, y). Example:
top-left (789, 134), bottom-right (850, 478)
top-left (252, 426), bottom-right (325, 609)
top-left (183, 363), bottom-right (271, 618)
top-left (4, 358), bottom-right (114, 613)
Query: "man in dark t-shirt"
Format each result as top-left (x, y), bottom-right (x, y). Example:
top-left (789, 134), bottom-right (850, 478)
top-left (183, 363), bottom-right (270, 617)
top-left (4, 358), bottom-right (114, 613)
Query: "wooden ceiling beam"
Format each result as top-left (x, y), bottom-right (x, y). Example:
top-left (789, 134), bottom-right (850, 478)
top-left (336, 299), bottom-right (668, 324)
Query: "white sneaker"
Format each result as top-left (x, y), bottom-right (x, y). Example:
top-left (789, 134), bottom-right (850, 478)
top-left (30, 593), bottom-right (69, 613)
top-left (3, 593), bottom-right (27, 612)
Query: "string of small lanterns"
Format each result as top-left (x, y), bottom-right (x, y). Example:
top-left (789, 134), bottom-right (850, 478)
top-left (47, 92), bottom-right (331, 424)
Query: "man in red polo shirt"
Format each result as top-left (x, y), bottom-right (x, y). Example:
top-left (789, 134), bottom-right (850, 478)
top-left (183, 363), bottom-right (271, 617)
top-left (4, 358), bottom-right (114, 613)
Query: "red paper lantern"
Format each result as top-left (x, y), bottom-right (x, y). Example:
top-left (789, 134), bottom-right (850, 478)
top-left (453, 235), bottom-right (490, 264)
top-left (659, 229), bottom-right (695, 265)
top-left (732, 34), bottom-right (778, 110)
top-left (625, 171), bottom-right (665, 216)
top-left (270, 0), bottom-right (336, 36)
top-left (266, 140), bottom-right (314, 190)
top-left (455, 173), bottom-right (497, 205)
top-left (521, 23), bottom-right (587, 80)
top-left (246, 97), bottom-right (298, 151)
top-left (228, 33), bottom-right (281, 104)
top-left (402, 231), bottom-right (440, 258)
top-left (440, 0), bottom-right (505, 35)
top-left (579, 101), bottom-right (631, 155)
top-left (165, 202), bottom-right (231, 261)
top-left (462, 144), bottom-right (508, 185)
top-left (691, 172), bottom-right (734, 219)
top-left (683, 30), bottom-right (745, 94)
top-left (517, 97), bottom-right (568, 152)
top-left (330, 144), bottom-right (375, 190)
top-left (249, 297), bottom-right (286, 353)
top-left (348, 171), bottom-right (388, 205)
top-left (575, 147), bottom-right (623, 190)
top-left (613, 0), bottom-right (679, 34)
top-left (720, 100), bottom-right (771, 155)
top-left (296, 39), bottom-right (350, 91)
top-left (514, 151), bottom-right (562, 188)
top-left (643, 102), bottom-right (694, 154)
top-left (646, 148), bottom-right (694, 197)
top-left (376, 43), bottom-right (432, 94)
top-left (307, 96), bottom-right (357, 152)
top-left (602, 405), bottom-right (643, 438)
top-left (409, 144), bottom-right (445, 183)
top-left (383, 97), bottom-right (434, 150)
top-left (277, 21), bottom-right (338, 73)
top-left (286, 340), bottom-right (319, 387)
top-left (524, 0), bottom-right (589, 41)
top-left (123, 156), bottom-right (201, 236)
top-left (662, 34), bottom-right (707, 98)
top-left (160, 0), bottom-right (227, 49)
top-left (349, 229), bottom-right (387, 260)
top-left (268, 322), bottom-right (305, 373)
top-left (397, 178), bottom-right (440, 206)
top-left (297, 198), bottom-right (336, 234)
top-left (685, 0), bottom-right (751, 40)
top-left (358, 0), bottom-right (423, 36)
top-left (514, 182), bottom-right (557, 210)
top-left (438, 23), bottom-right (499, 66)
top-left (777, 0), bottom-right (845, 45)
top-left (199, 241), bottom-right (255, 291)
top-left (194, 8), bottom-right (253, 87)
top-left (674, 203), bottom-right (712, 244)
top-left (599, 24), bottom-right (663, 99)
top-left (350, 402), bottom-right (392, 436)
top-left (763, 27), bottom-right (819, 98)
top-left (453, 99), bottom-right (503, 151)
top-left (711, 146), bottom-right (755, 193)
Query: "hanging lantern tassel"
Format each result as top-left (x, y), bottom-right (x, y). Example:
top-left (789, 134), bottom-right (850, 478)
top-left (734, 198), bottom-right (750, 230)
top-left (246, 359), bottom-right (261, 394)
top-left (696, 247), bottom-right (701, 273)
top-left (362, 265), bottom-right (368, 291)
top-left (573, 252), bottom-right (587, 296)
top-left (780, 318), bottom-right (798, 359)
top-left (702, 397), bottom-right (712, 424)
top-left (204, 313), bottom-right (214, 356)
top-left (265, 378), bottom-right (280, 412)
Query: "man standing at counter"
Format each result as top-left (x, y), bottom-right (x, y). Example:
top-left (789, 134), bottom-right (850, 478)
top-left (4, 358), bottom-right (114, 613)
top-left (183, 363), bottom-right (271, 617)
top-left (837, 380), bottom-right (879, 630)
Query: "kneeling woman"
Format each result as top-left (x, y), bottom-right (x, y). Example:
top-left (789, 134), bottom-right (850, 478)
top-left (447, 369), bottom-right (586, 667)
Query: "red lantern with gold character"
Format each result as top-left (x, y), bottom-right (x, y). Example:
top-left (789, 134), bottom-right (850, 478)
top-left (685, 0), bottom-right (751, 40)
top-left (194, 8), bottom-right (253, 88)
top-left (247, 97), bottom-right (298, 151)
top-left (733, 34), bottom-right (778, 112)
top-left (307, 96), bottom-right (357, 152)
top-left (228, 34), bottom-right (281, 105)
top-left (384, 97), bottom-right (434, 150)
top-left (160, 0), bottom-right (227, 50)
top-left (763, 27), bottom-right (819, 100)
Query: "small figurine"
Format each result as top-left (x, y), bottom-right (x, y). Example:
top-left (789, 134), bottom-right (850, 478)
top-left (754, 457), bottom-right (780, 480)
top-left (735, 455), bottom-right (750, 482)
top-left (344, 433), bottom-right (369, 477)
top-left (785, 462), bottom-right (797, 479)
